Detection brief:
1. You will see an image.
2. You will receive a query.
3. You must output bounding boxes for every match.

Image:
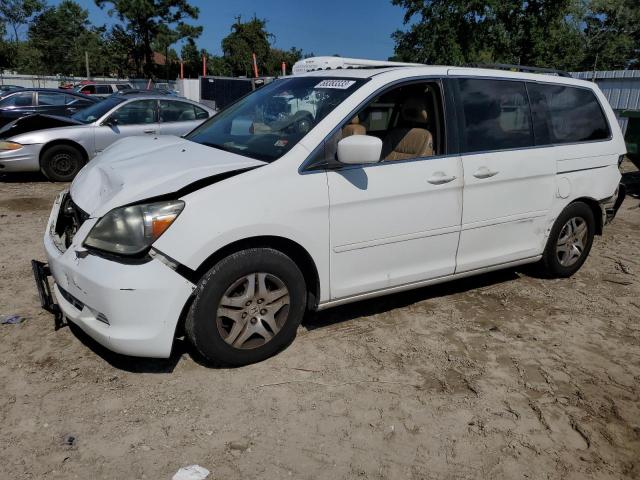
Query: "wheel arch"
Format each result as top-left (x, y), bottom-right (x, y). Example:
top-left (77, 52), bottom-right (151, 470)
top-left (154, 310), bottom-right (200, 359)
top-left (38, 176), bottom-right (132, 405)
top-left (569, 197), bottom-right (603, 235)
top-left (191, 235), bottom-right (321, 310)
top-left (39, 139), bottom-right (89, 166)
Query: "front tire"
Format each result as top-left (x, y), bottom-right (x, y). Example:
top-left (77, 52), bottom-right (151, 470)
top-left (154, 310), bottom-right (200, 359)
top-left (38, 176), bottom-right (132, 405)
top-left (41, 144), bottom-right (85, 182)
top-left (185, 248), bottom-right (307, 366)
top-left (542, 202), bottom-right (596, 278)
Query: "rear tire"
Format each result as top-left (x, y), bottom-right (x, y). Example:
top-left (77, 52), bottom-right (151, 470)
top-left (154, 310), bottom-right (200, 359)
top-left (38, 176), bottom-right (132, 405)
top-left (541, 202), bottom-right (596, 278)
top-left (185, 248), bottom-right (307, 366)
top-left (41, 144), bottom-right (85, 182)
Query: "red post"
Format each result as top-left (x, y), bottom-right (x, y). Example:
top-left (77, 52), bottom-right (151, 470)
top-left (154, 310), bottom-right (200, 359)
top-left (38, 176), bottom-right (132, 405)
top-left (252, 52), bottom-right (259, 78)
top-left (202, 54), bottom-right (207, 77)
top-left (180, 60), bottom-right (184, 80)
top-left (281, 61), bottom-right (286, 76)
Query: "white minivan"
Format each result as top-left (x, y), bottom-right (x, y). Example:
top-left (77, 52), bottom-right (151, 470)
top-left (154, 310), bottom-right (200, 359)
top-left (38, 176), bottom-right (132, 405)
top-left (34, 61), bottom-right (626, 365)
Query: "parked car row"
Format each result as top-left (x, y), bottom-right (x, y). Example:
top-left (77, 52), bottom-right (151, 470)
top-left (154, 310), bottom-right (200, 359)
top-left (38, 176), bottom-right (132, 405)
top-left (0, 93), bottom-right (215, 180)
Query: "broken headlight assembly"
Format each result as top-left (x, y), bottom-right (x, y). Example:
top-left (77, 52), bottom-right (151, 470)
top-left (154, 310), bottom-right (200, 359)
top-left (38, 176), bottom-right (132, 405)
top-left (84, 200), bottom-right (185, 255)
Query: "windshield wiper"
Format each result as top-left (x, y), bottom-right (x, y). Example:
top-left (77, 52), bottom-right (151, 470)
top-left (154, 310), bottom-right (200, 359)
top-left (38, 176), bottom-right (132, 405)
top-left (201, 142), bottom-right (236, 154)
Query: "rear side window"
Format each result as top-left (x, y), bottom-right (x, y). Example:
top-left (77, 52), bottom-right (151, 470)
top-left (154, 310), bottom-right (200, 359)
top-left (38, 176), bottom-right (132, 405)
top-left (38, 92), bottom-right (66, 106)
top-left (96, 85), bottom-right (112, 95)
top-left (159, 100), bottom-right (208, 122)
top-left (456, 79), bottom-right (534, 153)
top-left (527, 83), bottom-right (610, 145)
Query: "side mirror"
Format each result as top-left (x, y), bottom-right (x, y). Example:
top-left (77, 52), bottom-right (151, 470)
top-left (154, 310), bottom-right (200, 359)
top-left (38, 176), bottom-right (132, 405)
top-left (104, 117), bottom-right (118, 127)
top-left (337, 135), bottom-right (382, 165)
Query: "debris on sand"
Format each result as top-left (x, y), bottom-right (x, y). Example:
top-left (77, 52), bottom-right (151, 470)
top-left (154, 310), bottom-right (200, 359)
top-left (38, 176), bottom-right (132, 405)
top-left (1, 314), bottom-right (23, 325)
top-left (172, 465), bottom-right (210, 480)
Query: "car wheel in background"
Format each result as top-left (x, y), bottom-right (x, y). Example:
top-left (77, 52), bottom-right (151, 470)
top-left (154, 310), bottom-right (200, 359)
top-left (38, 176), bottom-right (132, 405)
top-left (542, 202), bottom-right (596, 278)
top-left (185, 248), bottom-right (307, 366)
top-left (41, 144), bottom-right (85, 182)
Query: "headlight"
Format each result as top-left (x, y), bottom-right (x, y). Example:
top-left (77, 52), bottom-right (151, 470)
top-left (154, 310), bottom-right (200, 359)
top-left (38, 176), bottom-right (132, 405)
top-left (84, 200), bottom-right (185, 255)
top-left (0, 141), bottom-right (23, 151)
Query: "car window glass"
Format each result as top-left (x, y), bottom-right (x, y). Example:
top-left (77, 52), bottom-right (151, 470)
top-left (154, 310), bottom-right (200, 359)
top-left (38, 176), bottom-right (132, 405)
top-left (38, 92), bottom-right (66, 106)
top-left (456, 79), bottom-right (534, 153)
top-left (81, 85), bottom-right (95, 94)
top-left (96, 85), bottom-right (112, 94)
top-left (194, 105), bottom-right (209, 120)
top-left (109, 100), bottom-right (157, 125)
top-left (0, 92), bottom-right (33, 108)
top-left (186, 77), bottom-right (365, 163)
top-left (159, 100), bottom-right (199, 122)
top-left (116, 84), bottom-right (129, 91)
top-left (527, 83), bottom-right (610, 145)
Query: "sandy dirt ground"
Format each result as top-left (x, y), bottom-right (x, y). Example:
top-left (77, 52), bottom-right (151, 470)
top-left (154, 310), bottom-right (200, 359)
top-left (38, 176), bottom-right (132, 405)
top-left (1, 163), bottom-right (639, 480)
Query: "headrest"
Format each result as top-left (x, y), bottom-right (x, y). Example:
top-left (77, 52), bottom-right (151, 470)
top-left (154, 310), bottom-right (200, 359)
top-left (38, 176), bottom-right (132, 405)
top-left (350, 115), bottom-right (360, 125)
top-left (401, 97), bottom-right (428, 124)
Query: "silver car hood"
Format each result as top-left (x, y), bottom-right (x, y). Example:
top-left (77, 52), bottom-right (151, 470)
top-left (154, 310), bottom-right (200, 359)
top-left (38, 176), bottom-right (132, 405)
top-left (71, 135), bottom-right (266, 216)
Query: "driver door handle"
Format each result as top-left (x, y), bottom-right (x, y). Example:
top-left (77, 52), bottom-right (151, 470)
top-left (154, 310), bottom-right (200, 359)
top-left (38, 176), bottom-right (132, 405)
top-left (473, 166), bottom-right (499, 179)
top-left (427, 172), bottom-right (457, 185)
top-left (143, 129), bottom-right (157, 134)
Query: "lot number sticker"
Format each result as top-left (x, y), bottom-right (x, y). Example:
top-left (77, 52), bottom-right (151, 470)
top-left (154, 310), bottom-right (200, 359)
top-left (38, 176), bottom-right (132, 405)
top-left (315, 80), bottom-right (356, 89)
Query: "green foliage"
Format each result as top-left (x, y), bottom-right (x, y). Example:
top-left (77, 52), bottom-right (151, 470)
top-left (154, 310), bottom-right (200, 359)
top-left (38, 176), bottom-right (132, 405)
top-left (221, 16), bottom-right (273, 77)
top-left (95, 0), bottom-right (202, 76)
top-left (0, 0), bottom-right (45, 43)
top-left (391, 0), bottom-right (638, 70)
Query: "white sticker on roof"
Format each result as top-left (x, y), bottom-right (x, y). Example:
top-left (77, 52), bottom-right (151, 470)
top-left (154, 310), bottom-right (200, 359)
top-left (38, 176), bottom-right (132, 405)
top-left (315, 80), bottom-right (356, 89)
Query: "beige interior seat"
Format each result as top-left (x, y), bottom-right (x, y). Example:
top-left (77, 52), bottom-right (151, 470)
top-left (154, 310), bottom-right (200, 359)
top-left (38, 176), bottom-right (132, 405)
top-left (342, 115), bottom-right (366, 137)
top-left (382, 97), bottom-right (434, 161)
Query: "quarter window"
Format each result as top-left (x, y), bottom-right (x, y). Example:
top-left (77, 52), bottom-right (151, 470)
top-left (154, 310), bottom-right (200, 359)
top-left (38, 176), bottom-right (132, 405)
top-left (527, 83), bottom-right (610, 145)
top-left (456, 79), bottom-right (534, 153)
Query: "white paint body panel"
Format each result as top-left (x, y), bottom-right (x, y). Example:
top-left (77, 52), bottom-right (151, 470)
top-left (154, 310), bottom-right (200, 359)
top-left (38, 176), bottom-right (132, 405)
top-left (42, 66), bottom-right (626, 358)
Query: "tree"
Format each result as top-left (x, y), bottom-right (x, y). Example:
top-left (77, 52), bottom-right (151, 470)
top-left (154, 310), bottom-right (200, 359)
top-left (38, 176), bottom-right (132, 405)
top-left (221, 16), bottom-right (273, 76)
top-left (391, 0), bottom-right (586, 70)
top-left (267, 47), bottom-right (303, 76)
top-left (27, 0), bottom-right (100, 75)
top-left (95, 0), bottom-right (202, 77)
top-left (0, 0), bottom-right (45, 43)
top-left (582, 0), bottom-right (640, 70)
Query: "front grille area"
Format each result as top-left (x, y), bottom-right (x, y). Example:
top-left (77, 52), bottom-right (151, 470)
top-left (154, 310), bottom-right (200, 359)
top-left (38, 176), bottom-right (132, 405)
top-left (57, 286), bottom-right (85, 311)
top-left (54, 193), bottom-right (89, 249)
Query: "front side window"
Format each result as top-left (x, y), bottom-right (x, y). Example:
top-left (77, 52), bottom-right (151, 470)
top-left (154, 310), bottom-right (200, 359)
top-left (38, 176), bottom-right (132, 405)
top-left (108, 100), bottom-right (158, 125)
top-left (38, 92), bottom-right (66, 106)
top-left (456, 79), bottom-right (534, 153)
top-left (80, 85), bottom-right (95, 94)
top-left (72, 97), bottom-right (124, 123)
top-left (186, 77), bottom-right (365, 162)
top-left (527, 83), bottom-right (610, 145)
top-left (0, 92), bottom-right (34, 108)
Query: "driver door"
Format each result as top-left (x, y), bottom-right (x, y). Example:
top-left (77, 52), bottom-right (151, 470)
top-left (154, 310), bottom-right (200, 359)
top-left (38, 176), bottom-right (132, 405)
top-left (93, 99), bottom-right (159, 155)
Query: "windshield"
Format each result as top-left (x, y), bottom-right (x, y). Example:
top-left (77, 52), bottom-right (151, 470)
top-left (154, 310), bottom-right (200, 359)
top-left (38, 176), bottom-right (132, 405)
top-left (186, 77), bottom-right (366, 162)
top-left (71, 97), bottom-right (124, 124)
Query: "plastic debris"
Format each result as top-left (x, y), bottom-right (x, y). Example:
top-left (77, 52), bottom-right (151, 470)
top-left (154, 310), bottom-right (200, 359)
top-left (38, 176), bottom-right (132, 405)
top-left (172, 465), bottom-right (210, 480)
top-left (1, 314), bottom-right (23, 325)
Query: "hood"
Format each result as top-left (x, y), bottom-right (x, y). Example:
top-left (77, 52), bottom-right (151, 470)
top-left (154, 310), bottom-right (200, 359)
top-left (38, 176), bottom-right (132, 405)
top-left (0, 114), bottom-right (83, 138)
top-left (70, 135), bottom-right (266, 216)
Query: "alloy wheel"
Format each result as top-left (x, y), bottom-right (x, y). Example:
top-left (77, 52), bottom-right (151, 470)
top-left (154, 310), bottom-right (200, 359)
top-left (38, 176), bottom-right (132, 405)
top-left (556, 217), bottom-right (588, 267)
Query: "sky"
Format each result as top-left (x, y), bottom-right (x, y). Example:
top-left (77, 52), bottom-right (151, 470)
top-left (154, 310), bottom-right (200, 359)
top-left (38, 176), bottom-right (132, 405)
top-left (50, 0), bottom-right (409, 60)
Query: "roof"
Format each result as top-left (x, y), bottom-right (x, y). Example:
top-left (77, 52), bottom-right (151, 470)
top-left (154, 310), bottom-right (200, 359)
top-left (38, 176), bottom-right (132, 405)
top-left (296, 65), bottom-right (594, 87)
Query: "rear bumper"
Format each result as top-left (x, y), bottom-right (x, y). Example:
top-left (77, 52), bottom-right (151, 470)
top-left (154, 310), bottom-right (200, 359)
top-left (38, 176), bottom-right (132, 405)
top-left (42, 194), bottom-right (195, 358)
top-left (601, 182), bottom-right (626, 226)
top-left (0, 144), bottom-right (42, 172)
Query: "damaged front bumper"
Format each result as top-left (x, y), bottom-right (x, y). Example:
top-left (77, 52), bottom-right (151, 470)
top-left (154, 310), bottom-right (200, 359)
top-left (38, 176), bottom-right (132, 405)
top-left (35, 191), bottom-right (195, 358)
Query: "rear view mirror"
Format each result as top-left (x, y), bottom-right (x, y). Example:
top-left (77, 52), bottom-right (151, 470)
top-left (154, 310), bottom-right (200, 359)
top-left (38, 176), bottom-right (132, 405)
top-left (337, 135), bottom-right (382, 165)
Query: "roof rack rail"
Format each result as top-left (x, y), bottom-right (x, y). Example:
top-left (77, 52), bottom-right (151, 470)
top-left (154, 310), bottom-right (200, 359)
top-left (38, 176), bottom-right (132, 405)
top-left (465, 63), bottom-right (572, 78)
top-left (292, 56), bottom-right (423, 75)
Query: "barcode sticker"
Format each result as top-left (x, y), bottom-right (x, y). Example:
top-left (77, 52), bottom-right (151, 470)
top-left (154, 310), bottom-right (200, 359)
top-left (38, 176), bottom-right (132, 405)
top-left (315, 80), bottom-right (356, 89)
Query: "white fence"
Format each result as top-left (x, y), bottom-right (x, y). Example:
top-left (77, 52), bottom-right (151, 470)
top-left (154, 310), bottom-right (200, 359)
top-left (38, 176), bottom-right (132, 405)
top-left (0, 73), bottom-right (130, 89)
top-left (176, 78), bottom-right (200, 102)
